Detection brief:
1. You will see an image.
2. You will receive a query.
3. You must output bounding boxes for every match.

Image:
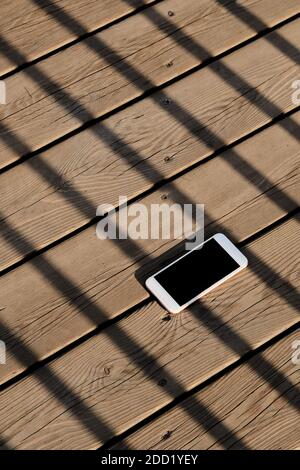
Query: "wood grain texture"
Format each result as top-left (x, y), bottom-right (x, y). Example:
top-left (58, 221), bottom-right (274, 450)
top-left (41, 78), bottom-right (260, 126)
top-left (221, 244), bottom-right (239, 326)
top-left (0, 112), bottom-right (299, 385)
top-left (1, 18), bottom-right (300, 270)
top-left (0, 216), bottom-right (299, 449)
top-left (0, 1), bottom-right (299, 166)
top-left (0, 0), bottom-right (156, 76)
top-left (113, 330), bottom-right (300, 450)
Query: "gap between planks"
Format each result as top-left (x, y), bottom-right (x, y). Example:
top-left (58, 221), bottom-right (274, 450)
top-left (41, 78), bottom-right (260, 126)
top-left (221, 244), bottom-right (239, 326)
top-left (0, 0), bottom-right (157, 76)
top-left (0, 214), bottom-right (299, 449)
top-left (0, 109), bottom-right (299, 385)
top-left (1, 17), bottom-right (300, 271)
top-left (0, 0), bottom-right (299, 168)
top-left (111, 328), bottom-right (300, 450)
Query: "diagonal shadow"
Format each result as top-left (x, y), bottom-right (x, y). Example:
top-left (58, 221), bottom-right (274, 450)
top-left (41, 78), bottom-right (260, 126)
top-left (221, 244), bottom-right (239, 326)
top-left (216, 0), bottom-right (300, 65)
top-left (192, 305), bottom-right (300, 449)
top-left (122, 0), bottom-right (300, 140)
top-left (0, 213), bottom-right (247, 449)
top-left (190, 296), bottom-right (300, 414)
top-left (59, 0), bottom-right (300, 325)
top-left (0, 39), bottom-right (299, 313)
top-left (23, 0), bottom-right (300, 406)
top-left (1, 0), bottom-right (299, 165)
top-left (0, 0), bottom-right (298, 448)
top-left (0, 0), bottom-right (299, 231)
top-left (0, 0), bottom-right (299, 314)
top-left (1, 204), bottom-right (299, 449)
top-left (0, 23), bottom-right (300, 257)
top-left (123, 0), bottom-right (300, 419)
top-left (0, 17), bottom-right (250, 447)
top-left (0, 73), bottom-right (298, 446)
top-left (0, 317), bottom-right (117, 447)
top-left (116, 319), bottom-right (300, 450)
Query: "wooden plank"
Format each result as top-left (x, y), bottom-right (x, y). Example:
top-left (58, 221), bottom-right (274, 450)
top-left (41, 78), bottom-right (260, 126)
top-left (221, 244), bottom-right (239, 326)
top-left (0, 113), bottom-right (299, 385)
top-left (0, 1), bottom-right (299, 166)
top-left (113, 329), bottom-right (300, 450)
top-left (1, 19), bottom-right (300, 271)
top-left (0, 0), bottom-right (156, 76)
top-left (0, 216), bottom-right (299, 449)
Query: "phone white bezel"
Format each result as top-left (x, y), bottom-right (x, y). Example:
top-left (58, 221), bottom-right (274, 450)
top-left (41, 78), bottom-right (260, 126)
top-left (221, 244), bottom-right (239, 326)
top-left (145, 233), bottom-right (248, 314)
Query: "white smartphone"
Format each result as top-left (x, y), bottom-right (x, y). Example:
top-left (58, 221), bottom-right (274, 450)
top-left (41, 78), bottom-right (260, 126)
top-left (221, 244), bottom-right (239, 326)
top-left (146, 233), bottom-right (248, 314)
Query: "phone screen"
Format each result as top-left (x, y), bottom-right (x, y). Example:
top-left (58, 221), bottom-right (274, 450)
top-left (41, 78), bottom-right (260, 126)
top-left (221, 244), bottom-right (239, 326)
top-left (154, 238), bottom-right (239, 306)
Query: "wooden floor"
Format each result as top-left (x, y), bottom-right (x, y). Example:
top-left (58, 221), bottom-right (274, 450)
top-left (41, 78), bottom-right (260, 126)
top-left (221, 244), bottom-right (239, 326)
top-left (0, 0), bottom-right (299, 450)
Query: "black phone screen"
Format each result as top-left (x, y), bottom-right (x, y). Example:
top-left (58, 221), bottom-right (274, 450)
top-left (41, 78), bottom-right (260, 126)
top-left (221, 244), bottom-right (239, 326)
top-left (154, 238), bottom-right (239, 306)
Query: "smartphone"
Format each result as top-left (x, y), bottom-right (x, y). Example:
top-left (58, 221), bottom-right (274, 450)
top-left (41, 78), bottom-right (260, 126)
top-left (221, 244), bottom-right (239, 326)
top-left (146, 233), bottom-right (248, 313)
